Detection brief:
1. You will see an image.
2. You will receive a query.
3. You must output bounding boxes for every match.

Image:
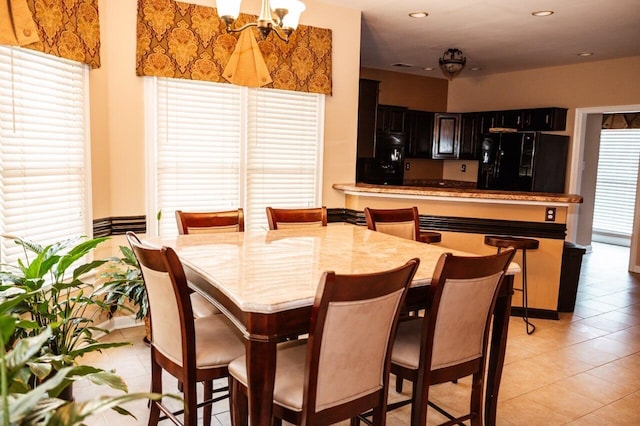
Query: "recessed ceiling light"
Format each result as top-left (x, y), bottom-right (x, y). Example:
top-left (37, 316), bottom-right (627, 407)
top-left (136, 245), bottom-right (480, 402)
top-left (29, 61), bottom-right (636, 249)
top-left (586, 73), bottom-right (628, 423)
top-left (577, 52), bottom-right (594, 57)
top-left (423, 67), bottom-right (434, 71)
top-left (531, 10), bottom-right (554, 17)
top-left (470, 67), bottom-right (482, 71)
top-left (392, 63), bottom-right (414, 68)
top-left (409, 12), bottom-right (428, 18)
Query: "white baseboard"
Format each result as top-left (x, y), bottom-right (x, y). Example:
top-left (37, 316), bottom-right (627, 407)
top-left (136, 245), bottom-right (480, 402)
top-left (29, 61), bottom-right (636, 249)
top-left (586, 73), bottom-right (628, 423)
top-left (94, 315), bottom-right (143, 339)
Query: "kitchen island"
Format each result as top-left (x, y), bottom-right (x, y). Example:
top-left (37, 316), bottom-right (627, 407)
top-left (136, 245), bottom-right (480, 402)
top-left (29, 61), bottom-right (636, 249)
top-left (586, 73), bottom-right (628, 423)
top-left (333, 183), bottom-right (583, 319)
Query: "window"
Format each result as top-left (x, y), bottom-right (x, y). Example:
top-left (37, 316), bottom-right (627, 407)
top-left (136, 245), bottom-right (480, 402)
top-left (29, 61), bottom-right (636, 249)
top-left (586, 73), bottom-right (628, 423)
top-left (593, 129), bottom-right (640, 246)
top-left (146, 77), bottom-right (324, 235)
top-left (0, 46), bottom-right (90, 265)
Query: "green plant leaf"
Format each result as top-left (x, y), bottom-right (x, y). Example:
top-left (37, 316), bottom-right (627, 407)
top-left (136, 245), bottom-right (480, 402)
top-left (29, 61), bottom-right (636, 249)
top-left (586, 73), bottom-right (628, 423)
top-left (45, 392), bottom-right (166, 426)
top-left (67, 341), bottom-right (130, 359)
top-left (7, 366), bottom-right (74, 422)
top-left (6, 327), bottom-right (53, 370)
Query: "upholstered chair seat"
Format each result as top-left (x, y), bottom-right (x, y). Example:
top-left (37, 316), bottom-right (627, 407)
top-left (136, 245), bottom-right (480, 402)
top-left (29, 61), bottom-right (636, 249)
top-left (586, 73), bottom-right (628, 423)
top-left (190, 293), bottom-right (220, 318)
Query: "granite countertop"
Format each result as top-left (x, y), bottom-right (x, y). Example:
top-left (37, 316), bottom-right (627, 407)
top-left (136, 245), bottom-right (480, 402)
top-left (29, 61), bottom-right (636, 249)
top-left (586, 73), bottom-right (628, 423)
top-left (333, 183), bottom-right (583, 204)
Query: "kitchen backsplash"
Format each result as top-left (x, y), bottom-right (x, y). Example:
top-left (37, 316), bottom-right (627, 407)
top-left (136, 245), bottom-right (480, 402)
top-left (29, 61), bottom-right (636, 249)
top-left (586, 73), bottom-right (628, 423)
top-left (403, 158), bottom-right (478, 183)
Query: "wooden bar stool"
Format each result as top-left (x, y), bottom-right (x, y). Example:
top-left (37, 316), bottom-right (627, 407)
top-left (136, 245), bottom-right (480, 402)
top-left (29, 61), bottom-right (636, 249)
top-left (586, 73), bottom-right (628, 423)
top-left (485, 235), bottom-right (539, 335)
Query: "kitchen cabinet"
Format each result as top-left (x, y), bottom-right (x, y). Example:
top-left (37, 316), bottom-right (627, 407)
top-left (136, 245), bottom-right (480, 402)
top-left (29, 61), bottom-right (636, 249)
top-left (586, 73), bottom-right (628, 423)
top-left (432, 113), bottom-right (461, 159)
top-left (496, 109), bottom-right (525, 129)
top-left (522, 107), bottom-right (567, 131)
top-left (356, 79), bottom-right (380, 158)
top-left (376, 104), bottom-right (406, 134)
top-left (405, 110), bottom-right (434, 158)
top-left (459, 113), bottom-right (483, 159)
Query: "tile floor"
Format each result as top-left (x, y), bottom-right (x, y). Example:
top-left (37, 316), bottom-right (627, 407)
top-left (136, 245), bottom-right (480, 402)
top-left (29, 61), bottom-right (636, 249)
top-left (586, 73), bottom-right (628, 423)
top-left (78, 242), bottom-right (640, 425)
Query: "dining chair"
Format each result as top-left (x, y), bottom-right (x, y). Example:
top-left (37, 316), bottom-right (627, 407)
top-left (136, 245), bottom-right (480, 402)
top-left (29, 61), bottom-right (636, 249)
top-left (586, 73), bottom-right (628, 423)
top-left (175, 209), bottom-right (245, 318)
top-left (385, 248), bottom-right (516, 426)
top-left (228, 258), bottom-right (421, 426)
top-left (126, 232), bottom-right (245, 426)
top-left (364, 206), bottom-right (441, 244)
top-left (266, 206), bottom-right (328, 230)
top-left (175, 209), bottom-right (244, 234)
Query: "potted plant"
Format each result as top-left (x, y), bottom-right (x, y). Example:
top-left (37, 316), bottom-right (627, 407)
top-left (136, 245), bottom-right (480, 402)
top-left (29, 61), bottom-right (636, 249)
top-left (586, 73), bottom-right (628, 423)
top-left (0, 293), bottom-right (167, 425)
top-left (0, 235), bottom-right (130, 399)
top-left (99, 245), bottom-right (150, 342)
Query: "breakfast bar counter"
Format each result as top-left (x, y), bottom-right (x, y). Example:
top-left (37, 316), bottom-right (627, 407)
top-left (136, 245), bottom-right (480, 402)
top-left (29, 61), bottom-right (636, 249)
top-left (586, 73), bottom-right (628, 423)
top-left (333, 183), bottom-right (583, 319)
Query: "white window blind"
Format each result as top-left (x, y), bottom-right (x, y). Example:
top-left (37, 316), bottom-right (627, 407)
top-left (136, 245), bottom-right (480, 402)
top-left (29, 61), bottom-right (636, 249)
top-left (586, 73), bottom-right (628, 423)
top-left (246, 88), bottom-right (323, 230)
top-left (147, 78), bottom-right (324, 235)
top-left (0, 46), bottom-right (90, 265)
top-left (153, 78), bottom-right (242, 237)
top-left (593, 129), bottom-right (640, 245)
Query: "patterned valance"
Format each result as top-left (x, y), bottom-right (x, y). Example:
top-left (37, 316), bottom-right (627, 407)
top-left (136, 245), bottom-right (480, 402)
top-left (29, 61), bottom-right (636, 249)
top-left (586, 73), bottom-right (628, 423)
top-left (0, 0), bottom-right (101, 68)
top-left (136, 0), bottom-right (332, 95)
top-left (603, 113), bottom-right (640, 129)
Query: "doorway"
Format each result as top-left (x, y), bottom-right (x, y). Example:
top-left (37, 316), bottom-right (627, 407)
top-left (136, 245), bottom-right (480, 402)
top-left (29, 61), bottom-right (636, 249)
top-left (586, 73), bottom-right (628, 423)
top-left (569, 105), bottom-right (640, 273)
top-left (592, 127), bottom-right (640, 247)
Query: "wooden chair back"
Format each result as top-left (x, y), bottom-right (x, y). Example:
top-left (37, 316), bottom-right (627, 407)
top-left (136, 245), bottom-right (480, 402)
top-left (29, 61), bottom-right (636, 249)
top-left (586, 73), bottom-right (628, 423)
top-left (300, 258), bottom-right (420, 424)
top-left (364, 206), bottom-right (421, 241)
top-left (175, 209), bottom-right (244, 234)
top-left (266, 206), bottom-right (327, 230)
top-left (127, 232), bottom-right (194, 366)
top-left (389, 248), bottom-right (515, 425)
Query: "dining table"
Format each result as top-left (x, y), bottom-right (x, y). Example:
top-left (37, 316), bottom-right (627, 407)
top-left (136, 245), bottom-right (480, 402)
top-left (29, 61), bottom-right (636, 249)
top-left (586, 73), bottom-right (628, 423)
top-left (149, 223), bottom-right (518, 425)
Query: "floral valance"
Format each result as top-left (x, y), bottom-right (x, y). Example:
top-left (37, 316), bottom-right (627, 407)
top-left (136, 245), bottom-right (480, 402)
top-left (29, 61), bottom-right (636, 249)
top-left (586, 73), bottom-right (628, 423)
top-left (136, 0), bottom-right (332, 95)
top-left (603, 113), bottom-right (640, 129)
top-left (0, 0), bottom-right (100, 68)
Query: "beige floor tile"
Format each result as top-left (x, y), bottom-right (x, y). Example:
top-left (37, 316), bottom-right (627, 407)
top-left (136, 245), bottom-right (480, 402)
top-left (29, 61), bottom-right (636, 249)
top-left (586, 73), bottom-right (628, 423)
top-left (555, 371), bottom-right (637, 405)
top-left (522, 382), bottom-right (604, 420)
top-left (588, 391), bottom-right (640, 425)
top-left (497, 395), bottom-right (574, 425)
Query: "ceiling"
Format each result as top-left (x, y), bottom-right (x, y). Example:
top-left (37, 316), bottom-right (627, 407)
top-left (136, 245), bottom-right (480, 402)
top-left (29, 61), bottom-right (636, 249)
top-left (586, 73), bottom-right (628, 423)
top-left (315, 0), bottom-right (640, 79)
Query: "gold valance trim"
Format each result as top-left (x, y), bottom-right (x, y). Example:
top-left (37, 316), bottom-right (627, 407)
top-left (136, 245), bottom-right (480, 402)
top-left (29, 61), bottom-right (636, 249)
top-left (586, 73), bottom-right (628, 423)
top-left (135, 0), bottom-right (332, 95)
top-left (0, 0), bottom-right (101, 68)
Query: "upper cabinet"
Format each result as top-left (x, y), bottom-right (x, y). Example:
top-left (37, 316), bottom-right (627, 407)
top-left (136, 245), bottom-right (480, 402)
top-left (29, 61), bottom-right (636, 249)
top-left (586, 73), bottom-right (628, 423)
top-left (459, 113), bottom-right (483, 159)
top-left (491, 107), bottom-right (568, 132)
top-left (522, 107), bottom-right (567, 131)
top-left (377, 104), bottom-right (407, 134)
top-left (432, 113), bottom-right (461, 159)
top-left (356, 79), bottom-right (379, 158)
top-left (405, 110), bottom-right (434, 158)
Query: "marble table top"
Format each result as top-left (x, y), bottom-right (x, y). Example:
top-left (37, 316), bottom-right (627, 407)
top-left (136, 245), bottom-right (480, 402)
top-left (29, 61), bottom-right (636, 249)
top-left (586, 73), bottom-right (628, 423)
top-left (148, 224), bottom-right (519, 314)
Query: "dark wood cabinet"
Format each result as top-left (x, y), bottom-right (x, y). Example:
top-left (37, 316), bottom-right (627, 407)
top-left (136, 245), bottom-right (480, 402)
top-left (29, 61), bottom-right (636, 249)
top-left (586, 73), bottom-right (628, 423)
top-left (459, 113), bottom-right (483, 159)
top-left (405, 110), bottom-right (434, 158)
top-left (522, 107), bottom-right (567, 131)
top-left (496, 109), bottom-right (525, 129)
top-left (356, 79), bottom-right (380, 158)
top-left (376, 105), bottom-right (406, 134)
top-left (432, 113), bottom-right (461, 159)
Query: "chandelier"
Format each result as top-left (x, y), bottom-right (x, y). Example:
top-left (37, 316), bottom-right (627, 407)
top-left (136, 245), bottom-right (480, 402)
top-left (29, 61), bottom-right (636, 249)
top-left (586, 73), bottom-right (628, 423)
top-left (439, 48), bottom-right (467, 80)
top-left (216, 0), bottom-right (306, 42)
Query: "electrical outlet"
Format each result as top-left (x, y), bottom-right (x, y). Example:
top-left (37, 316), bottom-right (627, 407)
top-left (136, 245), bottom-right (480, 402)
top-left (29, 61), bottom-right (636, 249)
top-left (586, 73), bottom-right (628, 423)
top-left (545, 207), bottom-right (556, 222)
top-left (405, 162), bottom-right (410, 170)
top-left (461, 164), bottom-right (466, 172)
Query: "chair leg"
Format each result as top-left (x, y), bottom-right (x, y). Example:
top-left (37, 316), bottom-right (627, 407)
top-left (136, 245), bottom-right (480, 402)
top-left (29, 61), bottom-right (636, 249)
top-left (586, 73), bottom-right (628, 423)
top-left (410, 378), bottom-right (429, 426)
top-left (203, 381), bottom-right (213, 426)
top-left (229, 377), bottom-right (248, 426)
top-left (182, 379), bottom-right (198, 426)
top-left (148, 356), bottom-right (162, 426)
top-left (395, 375), bottom-right (404, 393)
top-left (470, 372), bottom-right (484, 426)
top-left (521, 250), bottom-right (536, 335)
top-left (371, 405), bottom-right (385, 426)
